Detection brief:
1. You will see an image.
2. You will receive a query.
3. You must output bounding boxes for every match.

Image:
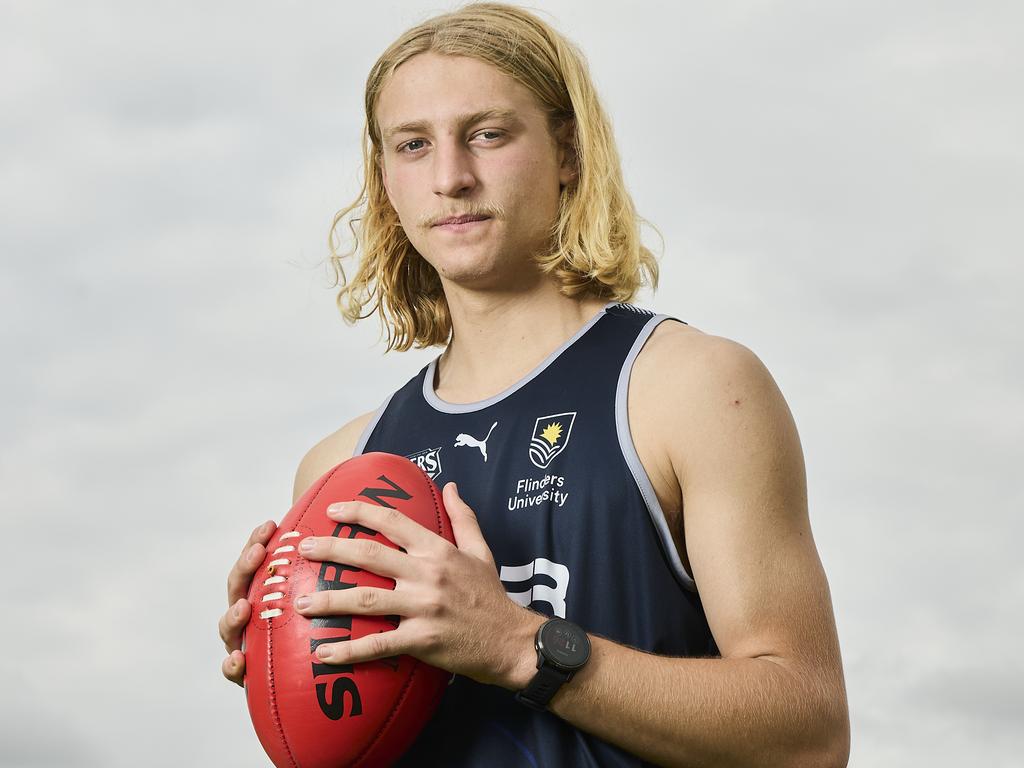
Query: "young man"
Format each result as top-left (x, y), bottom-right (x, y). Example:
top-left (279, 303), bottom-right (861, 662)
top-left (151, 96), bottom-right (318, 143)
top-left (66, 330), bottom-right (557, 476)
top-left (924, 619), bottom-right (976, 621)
top-left (218, 4), bottom-right (850, 766)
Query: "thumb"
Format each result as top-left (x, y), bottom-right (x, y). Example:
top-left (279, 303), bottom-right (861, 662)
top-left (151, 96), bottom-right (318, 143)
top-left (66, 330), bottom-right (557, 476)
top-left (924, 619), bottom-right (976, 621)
top-left (442, 482), bottom-right (494, 564)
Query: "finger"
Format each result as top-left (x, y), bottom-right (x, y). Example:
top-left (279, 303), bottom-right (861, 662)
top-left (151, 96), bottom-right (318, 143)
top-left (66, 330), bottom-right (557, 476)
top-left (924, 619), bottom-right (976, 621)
top-left (222, 649), bottom-right (246, 687)
top-left (227, 520), bottom-right (275, 603)
top-left (240, 520), bottom-right (277, 558)
top-left (326, 501), bottom-right (446, 553)
top-left (294, 586), bottom-right (412, 618)
top-left (442, 482), bottom-right (494, 564)
top-left (314, 628), bottom-right (406, 666)
top-left (219, 598), bottom-right (251, 651)
top-left (227, 542), bottom-right (267, 606)
top-left (299, 535), bottom-right (418, 580)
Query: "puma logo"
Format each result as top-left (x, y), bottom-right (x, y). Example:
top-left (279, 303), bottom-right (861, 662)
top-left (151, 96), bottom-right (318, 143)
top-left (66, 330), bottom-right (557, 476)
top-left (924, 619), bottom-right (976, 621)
top-left (454, 421), bottom-right (498, 462)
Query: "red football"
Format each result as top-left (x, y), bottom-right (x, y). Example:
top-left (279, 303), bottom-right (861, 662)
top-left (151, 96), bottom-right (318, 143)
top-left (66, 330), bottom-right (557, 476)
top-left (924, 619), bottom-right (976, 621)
top-left (243, 451), bottom-right (454, 768)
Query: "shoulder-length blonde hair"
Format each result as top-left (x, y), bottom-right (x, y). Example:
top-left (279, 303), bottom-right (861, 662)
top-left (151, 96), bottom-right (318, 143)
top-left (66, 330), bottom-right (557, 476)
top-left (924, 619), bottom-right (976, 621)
top-left (328, 1), bottom-right (661, 351)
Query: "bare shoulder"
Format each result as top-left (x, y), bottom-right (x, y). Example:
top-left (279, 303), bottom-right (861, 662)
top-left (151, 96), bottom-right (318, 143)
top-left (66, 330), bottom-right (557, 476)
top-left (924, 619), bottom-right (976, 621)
top-left (292, 409), bottom-right (378, 503)
top-left (634, 319), bottom-right (775, 394)
top-left (630, 319), bottom-right (800, 492)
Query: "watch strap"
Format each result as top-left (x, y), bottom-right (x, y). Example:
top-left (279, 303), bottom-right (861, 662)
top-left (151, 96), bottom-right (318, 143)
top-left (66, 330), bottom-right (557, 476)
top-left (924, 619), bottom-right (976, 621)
top-left (514, 662), bottom-right (571, 711)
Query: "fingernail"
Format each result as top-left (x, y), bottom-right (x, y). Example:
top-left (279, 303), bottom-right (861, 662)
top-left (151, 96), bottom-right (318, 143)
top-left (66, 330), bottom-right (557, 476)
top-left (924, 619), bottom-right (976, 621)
top-left (260, 522), bottom-right (272, 535)
top-left (299, 538), bottom-right (315, 552)
top-left (233, 603), bottom-right (242, 620)
top-left (327, 502), bottom-right (348, 516)
top-left (316, 645), bottom-right (331, 659)
top-left (295, 596), bottom-right (311, 610)
top-left (248, 544), bottom-right (260, 561)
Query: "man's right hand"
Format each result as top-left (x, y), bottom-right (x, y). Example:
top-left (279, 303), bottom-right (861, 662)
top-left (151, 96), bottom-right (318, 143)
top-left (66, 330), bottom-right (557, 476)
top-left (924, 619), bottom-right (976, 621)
top-left (219, 520), bottom-right (277, 686)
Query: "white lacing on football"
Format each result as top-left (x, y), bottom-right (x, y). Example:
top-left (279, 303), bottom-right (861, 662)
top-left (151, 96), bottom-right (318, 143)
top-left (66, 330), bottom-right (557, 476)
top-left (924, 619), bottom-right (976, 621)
top-left (259, 531), bottom-right (299, 619)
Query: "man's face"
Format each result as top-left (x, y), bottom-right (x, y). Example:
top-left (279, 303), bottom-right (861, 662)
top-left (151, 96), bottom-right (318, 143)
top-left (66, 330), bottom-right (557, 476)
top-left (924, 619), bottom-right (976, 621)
top-left (375, 52), bottom-right (575, 291)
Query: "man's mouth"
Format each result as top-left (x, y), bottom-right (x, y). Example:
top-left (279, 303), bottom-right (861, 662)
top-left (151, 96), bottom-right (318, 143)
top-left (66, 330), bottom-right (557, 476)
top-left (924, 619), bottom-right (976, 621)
top-left (434, 214), bottom-right (490, 227)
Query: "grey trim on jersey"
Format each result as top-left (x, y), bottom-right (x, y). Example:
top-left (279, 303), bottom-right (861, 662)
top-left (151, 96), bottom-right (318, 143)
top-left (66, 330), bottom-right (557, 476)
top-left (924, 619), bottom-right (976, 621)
top-left (421, 302), bottom-right (614, 414)
top-left (353, 390), bottom-right (397, 456)
top-left (615, 313), bottom-right (697, 592)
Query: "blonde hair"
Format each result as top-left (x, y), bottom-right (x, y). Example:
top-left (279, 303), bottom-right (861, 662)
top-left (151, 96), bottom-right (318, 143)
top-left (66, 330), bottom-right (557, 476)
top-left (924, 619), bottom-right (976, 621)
top-left (327, 1), bottom-right (661, 351)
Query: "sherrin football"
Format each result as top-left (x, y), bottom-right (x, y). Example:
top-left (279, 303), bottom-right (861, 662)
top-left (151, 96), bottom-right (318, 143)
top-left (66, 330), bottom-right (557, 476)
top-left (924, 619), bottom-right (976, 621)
top-left (243, 452), bottom-right (455, 768)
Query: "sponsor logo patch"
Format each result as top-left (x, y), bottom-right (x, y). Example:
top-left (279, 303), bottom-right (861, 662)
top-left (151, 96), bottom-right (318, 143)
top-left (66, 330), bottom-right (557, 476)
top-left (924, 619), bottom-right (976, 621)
top-left (405, 446), bottom-right (443, 480)
top-left (528, 412), bottom-right (576, 469)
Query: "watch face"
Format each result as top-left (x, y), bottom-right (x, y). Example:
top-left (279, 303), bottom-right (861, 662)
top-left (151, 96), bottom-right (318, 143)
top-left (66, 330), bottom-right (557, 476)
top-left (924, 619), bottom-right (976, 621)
top-left (539, 619), bottom-right (591, 669)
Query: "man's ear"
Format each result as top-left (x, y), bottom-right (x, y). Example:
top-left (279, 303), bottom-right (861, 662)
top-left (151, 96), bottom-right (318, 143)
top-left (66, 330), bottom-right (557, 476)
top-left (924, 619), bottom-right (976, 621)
top-left (555, 118), bottom-right (578, 188)
top-left (377, 154), bottom-right (394, 205)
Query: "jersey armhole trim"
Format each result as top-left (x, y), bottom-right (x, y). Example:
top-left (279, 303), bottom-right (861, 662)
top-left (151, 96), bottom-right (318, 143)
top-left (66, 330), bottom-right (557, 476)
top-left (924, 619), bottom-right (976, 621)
top-left (615, 314), bottom-right (698, 593)
top-left (353, 390), bottom-right (397, 457)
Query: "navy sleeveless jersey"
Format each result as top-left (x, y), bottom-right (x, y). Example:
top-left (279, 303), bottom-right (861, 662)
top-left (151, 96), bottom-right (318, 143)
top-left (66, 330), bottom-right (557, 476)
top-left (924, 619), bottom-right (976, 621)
top-left (354, 302), bottom-right (718, 767)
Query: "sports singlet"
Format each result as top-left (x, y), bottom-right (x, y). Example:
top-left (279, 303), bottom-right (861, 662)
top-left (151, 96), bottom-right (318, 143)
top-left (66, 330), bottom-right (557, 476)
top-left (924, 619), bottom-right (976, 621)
top-left (354, 302), bottom-right (718, 767)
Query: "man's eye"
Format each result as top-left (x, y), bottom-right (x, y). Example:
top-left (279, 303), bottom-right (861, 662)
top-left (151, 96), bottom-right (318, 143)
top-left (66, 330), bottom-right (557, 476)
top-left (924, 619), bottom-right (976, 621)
top-left (398, 131), bottom-right (504, 155)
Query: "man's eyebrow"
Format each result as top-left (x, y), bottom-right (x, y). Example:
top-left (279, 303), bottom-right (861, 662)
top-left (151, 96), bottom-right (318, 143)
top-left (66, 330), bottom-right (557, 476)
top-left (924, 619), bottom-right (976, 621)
top-left (382, 108), bottom-right (522, 141)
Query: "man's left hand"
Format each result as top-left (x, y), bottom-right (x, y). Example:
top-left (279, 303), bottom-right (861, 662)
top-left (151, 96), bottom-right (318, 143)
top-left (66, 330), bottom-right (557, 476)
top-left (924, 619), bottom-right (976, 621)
top-left (294, 481), bottom-right (542, 689)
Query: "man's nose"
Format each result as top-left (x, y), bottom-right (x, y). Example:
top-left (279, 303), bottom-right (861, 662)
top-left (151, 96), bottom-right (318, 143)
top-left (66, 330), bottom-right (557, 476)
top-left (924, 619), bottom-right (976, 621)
top-left (432, 140), bottom-right (478, 198)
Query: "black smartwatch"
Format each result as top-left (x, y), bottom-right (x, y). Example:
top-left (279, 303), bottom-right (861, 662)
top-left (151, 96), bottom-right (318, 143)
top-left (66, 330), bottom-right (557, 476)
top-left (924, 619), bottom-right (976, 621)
top-left (515, 617), bottom-right (591, 711)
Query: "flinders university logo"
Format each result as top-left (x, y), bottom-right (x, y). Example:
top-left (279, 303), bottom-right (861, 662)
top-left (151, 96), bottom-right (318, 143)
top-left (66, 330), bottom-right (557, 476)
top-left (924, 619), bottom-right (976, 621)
top-left (405, 446), bottom-right (443, 480)
top-left (528, 412), bottom-right (576, 469)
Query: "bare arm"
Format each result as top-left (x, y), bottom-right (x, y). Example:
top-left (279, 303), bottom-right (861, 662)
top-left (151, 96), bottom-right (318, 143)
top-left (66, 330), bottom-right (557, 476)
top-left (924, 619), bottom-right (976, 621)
top-left (500, 331), bottom-right (849, 767)
top-left (217, 409), bottom-right (376, 685)
top-left (289, 410), bottom-right (377, 504)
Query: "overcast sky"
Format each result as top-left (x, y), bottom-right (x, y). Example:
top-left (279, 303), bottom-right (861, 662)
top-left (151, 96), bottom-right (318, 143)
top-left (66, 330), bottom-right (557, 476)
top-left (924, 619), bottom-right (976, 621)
top-left (2, 1), bottom-right (1021, 766)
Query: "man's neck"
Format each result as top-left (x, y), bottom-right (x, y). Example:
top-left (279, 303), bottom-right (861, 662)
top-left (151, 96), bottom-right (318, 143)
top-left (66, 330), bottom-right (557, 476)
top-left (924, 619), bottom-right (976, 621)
top-left (434, 282), bottom-right (608, 405)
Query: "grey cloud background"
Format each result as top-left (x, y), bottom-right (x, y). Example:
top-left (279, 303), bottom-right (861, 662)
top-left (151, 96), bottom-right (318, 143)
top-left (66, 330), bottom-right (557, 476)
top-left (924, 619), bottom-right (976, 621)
top-left (2, 1), bottom-right (1021, 765)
